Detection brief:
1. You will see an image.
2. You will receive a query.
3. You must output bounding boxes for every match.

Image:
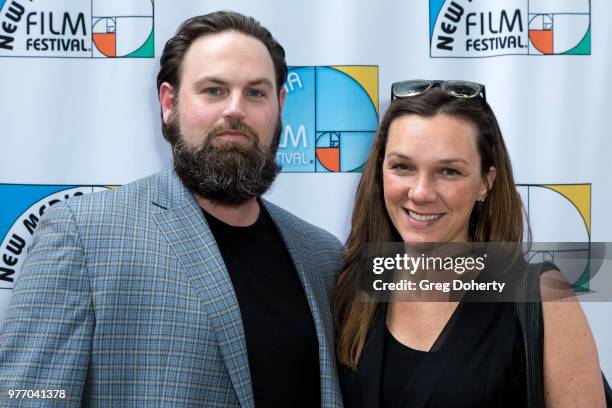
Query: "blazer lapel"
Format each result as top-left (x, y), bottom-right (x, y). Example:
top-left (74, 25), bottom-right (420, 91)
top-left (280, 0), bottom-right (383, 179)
top-left (152, 169), bottom-right (254, 408)
top-left (264, 201), bottom-right (342, 407)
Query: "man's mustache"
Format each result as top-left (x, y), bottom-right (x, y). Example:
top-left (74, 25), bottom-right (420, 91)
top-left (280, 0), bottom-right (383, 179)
top-left (207, 118), bottom-right (259, 142)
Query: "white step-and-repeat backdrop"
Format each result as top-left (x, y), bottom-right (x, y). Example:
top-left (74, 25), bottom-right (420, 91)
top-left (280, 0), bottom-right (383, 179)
top-left (1, 0), bottom-right (610, 376)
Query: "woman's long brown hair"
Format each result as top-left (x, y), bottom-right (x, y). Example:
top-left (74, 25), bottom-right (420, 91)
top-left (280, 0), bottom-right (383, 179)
top-left (333, 88), bottom-right (527, 369)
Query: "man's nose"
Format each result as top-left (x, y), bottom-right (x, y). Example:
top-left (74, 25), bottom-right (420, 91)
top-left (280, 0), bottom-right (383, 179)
top-left (222, 91), bottom-right (247, 120)
top-left (408, 173), bottom-right (437, 203)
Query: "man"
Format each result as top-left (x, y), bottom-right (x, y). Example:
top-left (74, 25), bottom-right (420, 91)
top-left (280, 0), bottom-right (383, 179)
top-left (0, 11), bottom-right (343, 407)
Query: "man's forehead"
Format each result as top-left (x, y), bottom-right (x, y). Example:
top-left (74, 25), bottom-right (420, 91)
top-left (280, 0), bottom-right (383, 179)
top-left (193, 75), bottom-right (274, 90)
top-left (180, 31), bottom-right (276, 85)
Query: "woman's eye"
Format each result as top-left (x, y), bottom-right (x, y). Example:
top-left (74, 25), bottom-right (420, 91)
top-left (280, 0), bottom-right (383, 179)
top-left (440, 168), bottom-right (460, 176)
top-left (390, 163), bottom-right (412, 172)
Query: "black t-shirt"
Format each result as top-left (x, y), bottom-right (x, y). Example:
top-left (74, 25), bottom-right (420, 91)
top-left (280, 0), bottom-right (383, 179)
top-left (203, 206), bottom-right (321, 407)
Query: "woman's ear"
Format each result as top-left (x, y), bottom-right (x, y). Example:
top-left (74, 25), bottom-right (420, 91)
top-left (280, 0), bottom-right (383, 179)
top-left (479, 166), bottom-right (496, 201)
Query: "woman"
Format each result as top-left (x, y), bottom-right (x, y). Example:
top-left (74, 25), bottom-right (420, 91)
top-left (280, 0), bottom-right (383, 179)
top-left (334, 80), bottom-right (606, 407)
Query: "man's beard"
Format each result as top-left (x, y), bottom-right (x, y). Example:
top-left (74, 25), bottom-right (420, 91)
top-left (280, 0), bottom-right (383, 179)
top-left (168, 113), bottom-right (282, 206)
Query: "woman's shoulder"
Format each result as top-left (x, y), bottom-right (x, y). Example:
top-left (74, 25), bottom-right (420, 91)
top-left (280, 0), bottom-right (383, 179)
top-left (537, 265), bottom-right (606, 406)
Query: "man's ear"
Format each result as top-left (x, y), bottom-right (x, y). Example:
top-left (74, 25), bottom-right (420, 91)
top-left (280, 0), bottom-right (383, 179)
top-left (278, 85), bottom-right (287, 113)
top-left (159, 82), bottom-right (176, 124)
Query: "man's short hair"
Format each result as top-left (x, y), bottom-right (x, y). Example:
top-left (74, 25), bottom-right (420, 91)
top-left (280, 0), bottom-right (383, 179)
top-left (157, 10), bottom-right (288, 98)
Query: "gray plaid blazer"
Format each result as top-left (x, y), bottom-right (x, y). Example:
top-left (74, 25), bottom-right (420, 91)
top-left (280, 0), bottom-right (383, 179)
top-left (0, 167), bottom-right (344, 407)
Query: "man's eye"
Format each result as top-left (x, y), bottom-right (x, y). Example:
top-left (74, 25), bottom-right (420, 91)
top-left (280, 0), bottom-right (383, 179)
top-left (203, 87), bottom-right (224, 96)
top-left (246, 89), bottom-right (265, 98)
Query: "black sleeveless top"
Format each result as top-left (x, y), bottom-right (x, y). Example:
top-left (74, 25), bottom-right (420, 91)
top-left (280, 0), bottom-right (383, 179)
top-left (340, 302), bottom-right (526, 407)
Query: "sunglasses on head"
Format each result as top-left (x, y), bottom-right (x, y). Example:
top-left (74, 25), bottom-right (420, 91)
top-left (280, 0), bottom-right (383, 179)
top-left (391, 79), bottom-right (486, 104)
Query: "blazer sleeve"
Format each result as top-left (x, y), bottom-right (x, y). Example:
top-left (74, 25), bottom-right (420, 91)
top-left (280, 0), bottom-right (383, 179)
top-left (0, 202), bottom-right (94, 407)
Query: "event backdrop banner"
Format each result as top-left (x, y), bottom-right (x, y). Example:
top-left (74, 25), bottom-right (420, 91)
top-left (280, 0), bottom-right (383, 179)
top-left (0, 0), bottom-right (610, 377)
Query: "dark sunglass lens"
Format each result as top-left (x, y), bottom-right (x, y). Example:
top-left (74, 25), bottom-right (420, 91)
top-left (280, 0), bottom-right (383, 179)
top-left (393, 80), bottom-right (431, 98)
top-left (444, 81), bottom-right (481, 98)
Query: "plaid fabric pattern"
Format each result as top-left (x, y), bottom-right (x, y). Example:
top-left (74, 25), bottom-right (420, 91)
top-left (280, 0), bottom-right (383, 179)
top-left (0, 167), bottom-right (344, 407)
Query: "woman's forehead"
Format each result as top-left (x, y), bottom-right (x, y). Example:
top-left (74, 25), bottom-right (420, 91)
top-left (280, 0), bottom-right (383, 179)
top-left (386, 114), bottom-right (479, 155)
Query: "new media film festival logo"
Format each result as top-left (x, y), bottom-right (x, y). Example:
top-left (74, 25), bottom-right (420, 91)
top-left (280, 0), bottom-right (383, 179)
top-left (0, 183), bottom-right (591, 290)
top-left (0, 186), bottom-right (112, 289)
top-left (0, 0), bottom-right (154, 57)
top-left (517, 184), bottom-right (592, 291)
top-left (430, 0), bottom-right (591, 57)
top-left (278, 66), bottom-right (379, 172)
